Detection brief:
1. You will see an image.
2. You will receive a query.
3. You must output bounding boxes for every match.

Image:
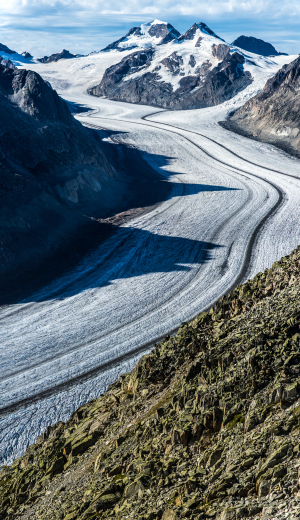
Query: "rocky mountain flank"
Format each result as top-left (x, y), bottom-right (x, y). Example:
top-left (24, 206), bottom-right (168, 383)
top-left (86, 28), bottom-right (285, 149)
top-left (231, 36), bottom-right (287, 57)
top-left (2, 245), bottom-right (300, 519)
top-left (0, 64), bottom-right (126, 281)
top-left (223, 55), bottom-right (300, 158)
top-left (89, 22), bottom-right (252, 110)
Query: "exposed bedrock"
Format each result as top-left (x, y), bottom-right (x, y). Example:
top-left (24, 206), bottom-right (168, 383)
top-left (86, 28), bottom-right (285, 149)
top-left (88, 49), bottom-right (252, 110)
top-left (223, 55), bottom-right (300, 158)
top-left (0, 65), bottom-right (127, 282)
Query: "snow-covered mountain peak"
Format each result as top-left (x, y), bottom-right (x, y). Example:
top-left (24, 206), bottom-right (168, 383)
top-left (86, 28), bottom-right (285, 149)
top-left (140, 20), bottom-right (180, 41)
top-left (101, 20), bottom-right (180, 52)
top-left (196, 22), bottom-right (224, 41)
top-left (178, 22), bottom-right (225, 44)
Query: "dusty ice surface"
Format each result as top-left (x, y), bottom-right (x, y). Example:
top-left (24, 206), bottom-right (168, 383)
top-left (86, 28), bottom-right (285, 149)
top-left (1, 45), bottom-right (300, 465)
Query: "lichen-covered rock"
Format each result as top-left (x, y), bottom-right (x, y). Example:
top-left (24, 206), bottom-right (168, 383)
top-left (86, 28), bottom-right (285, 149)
top-left (2, 246), bottom-right (300, 519)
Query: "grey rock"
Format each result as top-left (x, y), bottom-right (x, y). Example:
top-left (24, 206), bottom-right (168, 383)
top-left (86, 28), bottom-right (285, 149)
top-left (149, 22), bottom-right (180, 45)
top-left (101, 27), bottom-right (142, 52)
top-left (212, 43), bottom-right (230, 60)
top-left (178, 22), bottom-right (224, 42)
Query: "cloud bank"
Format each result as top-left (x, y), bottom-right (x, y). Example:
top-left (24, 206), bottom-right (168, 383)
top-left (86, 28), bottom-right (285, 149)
top-left (0, 0), bottom-right (299, 56)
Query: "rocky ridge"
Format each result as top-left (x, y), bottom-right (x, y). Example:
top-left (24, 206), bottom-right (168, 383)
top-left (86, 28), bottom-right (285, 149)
top-left (231, 36), bottom-right (287, 57)
top-left (89, 22), bottom-right (253, 110)
top-left (223, 55), bottom-right (300, 158)
top-left (2, 245), bottom-right (300, 519)
top-left (37, 49), bottom-right (80, 63)
top-left (21, 52), bottom-right (32, 59)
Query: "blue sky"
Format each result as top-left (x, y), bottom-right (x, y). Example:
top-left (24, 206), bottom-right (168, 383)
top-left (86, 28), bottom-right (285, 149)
top-left (1, 0), bottom-right (300, 56)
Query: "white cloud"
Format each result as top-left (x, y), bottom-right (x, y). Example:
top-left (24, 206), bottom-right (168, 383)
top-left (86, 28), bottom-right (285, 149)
top-left (0, 0), bottom-right (299, 55)
top-left (1, 0), bottom-right (300, 17)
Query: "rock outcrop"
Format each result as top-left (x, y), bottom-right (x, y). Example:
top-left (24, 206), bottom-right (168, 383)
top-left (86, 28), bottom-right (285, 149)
top-left (37, 49), bottom-right (79, 63)
top-left (0, 57), bottom-right (16, 69)
top-left (89, 22), bottom-right (252, 110)
top-left (222, 55), bottom-right (300, 158)
top-left (0, 65), bottom-right (126, 283)
top-left (21, 52), bottom-right (33, 59)
top-left (2, 244), bottom-right (300, 519)
top-left (232, 36), bottom-right (287, 57)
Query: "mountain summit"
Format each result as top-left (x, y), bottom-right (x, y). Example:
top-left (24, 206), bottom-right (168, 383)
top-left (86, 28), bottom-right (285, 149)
top-left (101, 20), bottom-right (181, 52)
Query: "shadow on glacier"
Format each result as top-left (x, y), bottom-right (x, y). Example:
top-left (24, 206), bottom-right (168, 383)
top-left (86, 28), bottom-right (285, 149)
top-left (0, 136), bottom-right (238, 304)
top-left (23, 223), bottom-right (224, 303)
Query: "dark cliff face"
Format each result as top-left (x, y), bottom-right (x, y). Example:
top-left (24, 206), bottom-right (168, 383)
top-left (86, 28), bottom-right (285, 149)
top-left (88, 47), bottom-right (252, 110)
top-left (232, 35), bottom-right (287, 57)
top-left (37, 49), bottom-right (78, 63)
top-left (223, 56), bottom-right (300, 157)
top-left (0, 65), bottom-right (125, 282)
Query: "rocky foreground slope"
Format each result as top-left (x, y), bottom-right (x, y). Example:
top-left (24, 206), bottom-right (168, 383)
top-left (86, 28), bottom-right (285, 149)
top-left (223, 55), bottom-right (300, 158)
top-left (2, 245), bottom-right (300, 519)
top-left (0, 63), bottom-right (126, 285)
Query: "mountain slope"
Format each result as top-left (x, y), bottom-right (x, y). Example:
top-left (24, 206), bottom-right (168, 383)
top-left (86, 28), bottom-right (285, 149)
top-left (0, 64), bottom-right (126, 282)
top-left (0, 43), bottom-right (16, 55)
top-left (232, 36), bottom-right (287, 57)
top-left (2, 245), bottom-right (300, 519)
top-left (222, 55), bottom-right (300, 157)
top-left (89, 22), bottom-right (253, 110)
